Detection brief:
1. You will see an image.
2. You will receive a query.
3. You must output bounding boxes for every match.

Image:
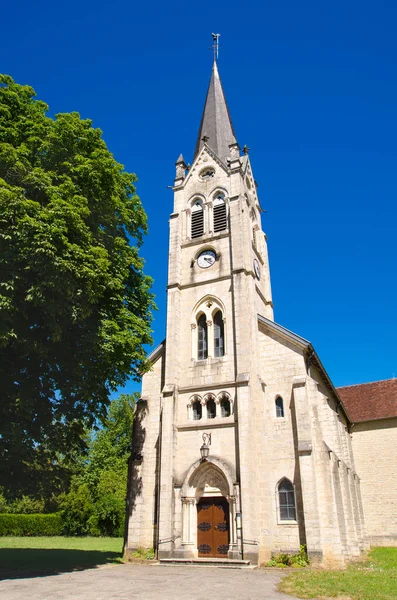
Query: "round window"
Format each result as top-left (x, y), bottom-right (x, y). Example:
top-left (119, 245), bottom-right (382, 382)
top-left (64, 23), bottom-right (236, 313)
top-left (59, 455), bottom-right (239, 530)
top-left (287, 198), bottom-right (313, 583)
top-left (200, 167), bottom-right (215, 180)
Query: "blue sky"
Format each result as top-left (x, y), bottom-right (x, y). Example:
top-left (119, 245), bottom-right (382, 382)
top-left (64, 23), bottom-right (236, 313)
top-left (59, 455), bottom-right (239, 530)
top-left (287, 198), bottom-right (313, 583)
top-left (2, 0), bottom-right (396, 391)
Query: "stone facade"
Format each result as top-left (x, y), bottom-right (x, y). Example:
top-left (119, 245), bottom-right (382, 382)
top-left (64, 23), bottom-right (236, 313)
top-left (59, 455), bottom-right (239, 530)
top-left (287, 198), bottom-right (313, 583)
top-left (350, 418), bottom-right (397, 546)
top-left (126, 60), bottom-right (366, 566)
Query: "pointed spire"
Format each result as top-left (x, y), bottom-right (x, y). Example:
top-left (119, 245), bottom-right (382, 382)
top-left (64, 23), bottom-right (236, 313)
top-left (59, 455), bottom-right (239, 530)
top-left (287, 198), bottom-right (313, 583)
top-left (194, 61), bottom-right (237, 162)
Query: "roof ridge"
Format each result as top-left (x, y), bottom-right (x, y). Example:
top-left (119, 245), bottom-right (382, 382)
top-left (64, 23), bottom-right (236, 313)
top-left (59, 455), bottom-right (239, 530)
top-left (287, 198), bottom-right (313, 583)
top-left (337, 377), bottom-right (397, 389)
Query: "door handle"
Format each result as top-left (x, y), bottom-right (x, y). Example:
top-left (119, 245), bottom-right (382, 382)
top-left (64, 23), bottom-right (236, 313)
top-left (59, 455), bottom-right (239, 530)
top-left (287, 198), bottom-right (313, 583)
top-left (214, 526), bottom-right (218, 530)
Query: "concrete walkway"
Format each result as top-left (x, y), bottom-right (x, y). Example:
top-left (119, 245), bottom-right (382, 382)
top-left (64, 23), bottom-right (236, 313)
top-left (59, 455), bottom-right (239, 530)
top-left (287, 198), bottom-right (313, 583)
top-left (0, 563), bottom-right (300, 600)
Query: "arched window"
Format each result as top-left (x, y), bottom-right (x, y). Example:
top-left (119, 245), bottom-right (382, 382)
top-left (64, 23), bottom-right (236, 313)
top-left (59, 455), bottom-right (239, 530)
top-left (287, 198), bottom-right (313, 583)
top-left (275, 396), bottom-right (284, 418)
top-left (197, 314), bottom-right (208, 360)
top-left (213, 193), bottom-right (227, 232)
top-left (192, 400), bottom-right (202, 421)
top-left (191, 200), bottom-right (204, 238)
top-left (252, 227), bottom-right (257, 249)
top-left (206, 397), bottom-right (216, 419)
top-left (213, 310), bottom-right (224, 357)
top-left (278, 479), bottom-right (296, 521)
top-left (220, 396), bottom-right (231, 418)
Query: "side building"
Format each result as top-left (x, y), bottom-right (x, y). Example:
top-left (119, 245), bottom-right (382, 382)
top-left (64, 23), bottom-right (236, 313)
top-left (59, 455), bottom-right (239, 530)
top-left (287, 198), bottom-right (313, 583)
top-left (126, 59), bottom-right (366, 566)
top-left (338, 378), bottom-right (397, 547)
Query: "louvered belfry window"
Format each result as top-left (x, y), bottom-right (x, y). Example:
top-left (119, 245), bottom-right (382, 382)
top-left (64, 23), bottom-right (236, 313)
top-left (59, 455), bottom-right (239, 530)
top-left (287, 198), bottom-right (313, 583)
top-left (213, 194), bottom-right (227, 232)
top-left (191, 200), bottom-right (204, 238)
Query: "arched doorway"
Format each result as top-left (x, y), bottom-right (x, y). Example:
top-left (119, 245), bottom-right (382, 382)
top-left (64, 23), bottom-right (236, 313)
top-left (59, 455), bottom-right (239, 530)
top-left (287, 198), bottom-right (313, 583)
top-left (180, 458), bottom-right (238, 559)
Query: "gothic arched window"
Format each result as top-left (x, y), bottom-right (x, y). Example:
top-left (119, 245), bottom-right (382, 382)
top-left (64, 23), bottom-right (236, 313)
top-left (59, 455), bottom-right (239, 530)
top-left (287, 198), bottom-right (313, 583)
top-left (213, 193), bottom-right (227, 232)
top-left (275, 396), bottom-right (284, 418)
top-left (278, 478), bottom-right (296, 521)
top-left (206, 397), bottom-right (216, 419)
top-left (192, 400), bottom-right (202, 421)
top-left (213, 310), bottom-right (224, 357)
top-left (191, 200), bottom-right (204, 238)
top-left (197, 314), bottom-right (208, 360)
top-left (220, 396), bottom-right (231, 417)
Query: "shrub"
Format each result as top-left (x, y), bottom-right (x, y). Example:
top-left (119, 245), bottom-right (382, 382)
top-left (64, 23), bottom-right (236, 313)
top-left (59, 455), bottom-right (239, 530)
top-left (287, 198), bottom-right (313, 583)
top-left (130, 547), bottom-right (155, 560)
top-left (0, 491), bottom-right (7, 513)
top-left (265, 545), bottom-right (309, 568)
top-left (7, 496), bottom-right (46, 514)
top-left (60, 482), bottom-right (94, 536)
top-left (0, 513), bottom-right (63, 536)
top-left (93, 470), bottom-right (126, 537)
top-left (0, 489), bottom-right (61, 514)
top-left (289, 545), bottom-right (309, 567)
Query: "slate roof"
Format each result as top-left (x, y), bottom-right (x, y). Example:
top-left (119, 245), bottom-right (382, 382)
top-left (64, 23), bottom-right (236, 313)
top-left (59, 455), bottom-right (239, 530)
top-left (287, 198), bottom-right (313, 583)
top-left (194, 60), bottom-right (237, 162)
top-left (337, 378), bottom-right (397, 422)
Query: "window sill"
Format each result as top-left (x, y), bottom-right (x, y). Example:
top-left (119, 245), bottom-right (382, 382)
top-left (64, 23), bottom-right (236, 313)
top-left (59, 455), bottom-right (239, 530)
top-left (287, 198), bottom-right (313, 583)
top-left (182, 231), bottom-right (230, 248)
top-left (193, 356), bottom-right (227, 366)
top-left (277, 520), bottom-right (298, 526)
top-left (178, 415), bottom-right (235, 431)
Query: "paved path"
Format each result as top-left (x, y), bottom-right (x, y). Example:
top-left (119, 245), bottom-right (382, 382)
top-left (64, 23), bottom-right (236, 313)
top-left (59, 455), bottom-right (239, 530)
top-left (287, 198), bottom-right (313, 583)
top-left (0, 563), bottom-right (300, 600)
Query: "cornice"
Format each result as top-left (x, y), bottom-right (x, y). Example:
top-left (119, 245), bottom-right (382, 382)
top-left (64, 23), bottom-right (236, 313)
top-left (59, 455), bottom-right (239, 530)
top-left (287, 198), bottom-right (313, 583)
top-left (167, 274), bottom-right (232, 291)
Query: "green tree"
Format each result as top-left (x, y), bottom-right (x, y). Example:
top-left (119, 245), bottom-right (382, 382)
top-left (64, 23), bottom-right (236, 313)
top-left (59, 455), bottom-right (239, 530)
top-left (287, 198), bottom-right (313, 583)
top-left (83, 393), bottom-right (136, 489)
top-left (0, 75), bottom-right (154, 496)
top-left (84, 393), bottom-right (135, 535)
top-left (62, 393), bottom-right (136, 536)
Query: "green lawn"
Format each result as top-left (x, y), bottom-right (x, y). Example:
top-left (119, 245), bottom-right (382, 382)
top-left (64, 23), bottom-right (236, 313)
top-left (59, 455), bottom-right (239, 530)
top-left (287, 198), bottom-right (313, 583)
top-left (279, 547), bottom-right (397, 600)
top-left (0, 537), bottom-right (123, 579)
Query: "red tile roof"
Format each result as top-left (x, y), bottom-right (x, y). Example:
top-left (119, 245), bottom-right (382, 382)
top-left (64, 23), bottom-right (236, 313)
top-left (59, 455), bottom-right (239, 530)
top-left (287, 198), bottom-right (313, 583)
top-left (337, 378), bottom-right (397, 422)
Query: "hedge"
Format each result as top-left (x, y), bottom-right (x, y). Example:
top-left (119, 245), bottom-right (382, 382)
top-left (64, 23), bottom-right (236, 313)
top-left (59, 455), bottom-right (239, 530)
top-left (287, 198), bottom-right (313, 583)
top-left (0, 513), bottom-right (63, 536)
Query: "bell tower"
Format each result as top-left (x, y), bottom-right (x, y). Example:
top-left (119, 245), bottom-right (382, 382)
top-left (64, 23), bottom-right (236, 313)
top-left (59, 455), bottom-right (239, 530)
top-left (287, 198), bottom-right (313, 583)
top-left (152, 57), bottom-right (275, 562)
top-left (164, 57), bottom-right (273, 382)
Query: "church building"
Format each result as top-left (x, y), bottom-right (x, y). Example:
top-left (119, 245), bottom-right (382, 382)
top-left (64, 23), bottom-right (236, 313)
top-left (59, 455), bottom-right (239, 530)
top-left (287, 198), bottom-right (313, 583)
top-left (126, 57), bottom-right (366, 566)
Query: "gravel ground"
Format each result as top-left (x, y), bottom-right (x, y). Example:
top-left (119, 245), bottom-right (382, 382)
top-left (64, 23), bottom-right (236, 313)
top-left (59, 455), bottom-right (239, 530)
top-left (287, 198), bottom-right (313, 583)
top-left (0, 563), bottom-right (301, 600)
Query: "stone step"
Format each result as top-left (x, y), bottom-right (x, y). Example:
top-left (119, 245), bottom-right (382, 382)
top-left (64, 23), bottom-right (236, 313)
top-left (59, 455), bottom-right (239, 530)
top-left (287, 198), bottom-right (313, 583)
top-left (159, 558), bottom-right (251, 568)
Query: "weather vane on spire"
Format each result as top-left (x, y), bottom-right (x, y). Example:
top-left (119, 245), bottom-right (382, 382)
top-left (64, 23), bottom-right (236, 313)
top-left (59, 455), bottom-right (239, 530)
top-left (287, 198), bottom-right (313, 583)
top-left (211, 33), bottom-right (221, 61)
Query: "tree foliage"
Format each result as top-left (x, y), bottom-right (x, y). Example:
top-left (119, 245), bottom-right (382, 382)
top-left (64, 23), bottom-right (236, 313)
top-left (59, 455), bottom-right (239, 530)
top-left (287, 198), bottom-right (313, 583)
top-left (0, 394), bottom-right (136, 536)
top-left (61, 393), bottom-right (136, 536)
top-left (0, 74), bottom-right (154, 495)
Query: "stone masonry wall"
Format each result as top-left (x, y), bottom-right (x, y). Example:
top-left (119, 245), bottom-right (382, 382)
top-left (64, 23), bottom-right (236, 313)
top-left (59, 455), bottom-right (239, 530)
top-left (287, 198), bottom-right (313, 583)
top-left (126, 351), bottom-right (163, 550)
top-left (351, 418), bottom-right (397, 545)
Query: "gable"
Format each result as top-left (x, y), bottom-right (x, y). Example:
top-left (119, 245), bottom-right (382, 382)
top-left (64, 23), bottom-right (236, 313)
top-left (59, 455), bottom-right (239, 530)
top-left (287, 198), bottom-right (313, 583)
top-left (258, 314), bottom-right (352, 424)
top-left (183, 145), bottom-right (229, 189)
top-left (146, 339), bottom-right (165, 365)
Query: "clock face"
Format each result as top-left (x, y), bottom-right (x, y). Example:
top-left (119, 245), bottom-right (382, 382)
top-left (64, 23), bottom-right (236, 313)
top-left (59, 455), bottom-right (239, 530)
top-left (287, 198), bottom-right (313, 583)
top-left (253, 259), bottom-right (260, 280)
top-left (197, 250), bottom-right (216, 268)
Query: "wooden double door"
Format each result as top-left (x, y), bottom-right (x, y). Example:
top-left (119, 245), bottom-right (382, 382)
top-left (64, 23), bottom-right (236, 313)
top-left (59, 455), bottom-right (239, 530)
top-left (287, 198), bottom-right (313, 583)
top-left (197, 497), bottom-right (229, 558)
